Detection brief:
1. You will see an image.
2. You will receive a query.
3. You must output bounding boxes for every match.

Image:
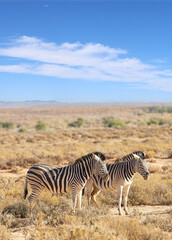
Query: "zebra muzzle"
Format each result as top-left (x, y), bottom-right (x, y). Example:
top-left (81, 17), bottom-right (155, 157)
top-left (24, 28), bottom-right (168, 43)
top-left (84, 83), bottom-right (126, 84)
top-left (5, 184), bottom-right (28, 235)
top-left (144, 171), bottom-right (150, 180)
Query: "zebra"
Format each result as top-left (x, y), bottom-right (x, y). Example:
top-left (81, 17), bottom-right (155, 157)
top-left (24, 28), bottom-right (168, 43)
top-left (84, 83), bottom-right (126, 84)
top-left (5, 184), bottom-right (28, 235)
top-left (85, 153), bottom-right (149, 215)
top-left (24, 152), bottom-right (109, 220)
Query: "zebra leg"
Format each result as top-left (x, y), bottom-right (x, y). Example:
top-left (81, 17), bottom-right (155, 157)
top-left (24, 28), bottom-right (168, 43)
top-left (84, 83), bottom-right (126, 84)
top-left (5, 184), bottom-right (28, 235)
top-left (77, 189), bottom-right (83, 209)
top-left (71, 190), bottom-right (78, 212)
top-left (30, 205), bottom-right (35, 224)
top-left (28, 187), bottom-right (44, 224)
top-left (117, 185), bottom-right (123, 215)
top-left (85, 179), bottom-right (93, 205)
top-left (91, 186), bottom-right (101, 205)
top-left (123, 185), bottom-right (131, 215)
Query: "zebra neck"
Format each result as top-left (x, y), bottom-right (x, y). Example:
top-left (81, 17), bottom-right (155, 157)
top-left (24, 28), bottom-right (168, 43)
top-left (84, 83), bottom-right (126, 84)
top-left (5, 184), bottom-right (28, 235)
top-left (125, 160), bottom-right (135, 179)
top-left (74, 158), bottom-right (92, 180)
top-left (83, 158), bottom-right (92, 179)
top-left (130, 159), bottom-right (136, 174)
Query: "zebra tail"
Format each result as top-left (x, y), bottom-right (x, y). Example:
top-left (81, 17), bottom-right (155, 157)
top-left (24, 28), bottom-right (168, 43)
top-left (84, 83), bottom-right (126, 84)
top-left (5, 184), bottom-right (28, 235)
top-left (24, 178), bottom-right (28, 199)
top-left (82, 187), bottom-right (85, 196)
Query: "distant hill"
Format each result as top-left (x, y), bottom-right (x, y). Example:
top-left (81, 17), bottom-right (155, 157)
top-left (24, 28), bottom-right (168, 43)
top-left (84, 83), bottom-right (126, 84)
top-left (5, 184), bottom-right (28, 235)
top-left (0, 101), bottom-right (63, 108)
top-left (0, 101), bottom-right (171, 109)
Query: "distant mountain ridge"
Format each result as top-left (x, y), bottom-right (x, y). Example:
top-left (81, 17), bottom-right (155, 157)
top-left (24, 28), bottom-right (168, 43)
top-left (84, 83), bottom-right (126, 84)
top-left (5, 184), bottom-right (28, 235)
top-left (0, 101), bottom-right (171, 109)
top-left (0, 101), bottom-right (63, 108)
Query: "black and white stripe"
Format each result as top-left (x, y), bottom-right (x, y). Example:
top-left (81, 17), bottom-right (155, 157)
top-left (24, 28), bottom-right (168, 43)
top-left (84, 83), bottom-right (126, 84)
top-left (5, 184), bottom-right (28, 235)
top-left (85, 153), bottom-right (149, 215)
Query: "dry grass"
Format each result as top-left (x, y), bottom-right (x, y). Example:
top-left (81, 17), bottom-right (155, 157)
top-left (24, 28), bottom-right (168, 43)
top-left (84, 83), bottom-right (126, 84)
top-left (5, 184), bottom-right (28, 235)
top-left (0, 224), bottom-right (9, 240)
top-left (0, 104), bottom-right (172, 239)
top-left (22, 216), bottom-right (167, 240)
top-left (1, 197), bottom-right (169, 240)
top-left (144, 215), bottom-right (172, 233)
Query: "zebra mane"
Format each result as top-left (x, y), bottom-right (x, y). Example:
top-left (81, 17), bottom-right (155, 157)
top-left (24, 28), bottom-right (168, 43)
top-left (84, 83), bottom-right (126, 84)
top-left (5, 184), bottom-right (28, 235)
top-left (93, 152), bottom-right (106, 161)
top-left (132, 151), bottom-right (146, 159)
top-left (122, 151), bottom-right (146, 162)
top-left (74, 152), bottom-right (106, 165)
top-left (74, 153), bottom-right (95, 165)
top-left (115, 151), bottom-right (146, 163)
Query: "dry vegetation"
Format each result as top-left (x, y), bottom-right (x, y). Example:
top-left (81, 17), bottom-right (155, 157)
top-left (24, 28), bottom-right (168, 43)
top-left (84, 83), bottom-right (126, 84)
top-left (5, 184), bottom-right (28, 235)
top-left (0, 104), bottom-right (172, 240)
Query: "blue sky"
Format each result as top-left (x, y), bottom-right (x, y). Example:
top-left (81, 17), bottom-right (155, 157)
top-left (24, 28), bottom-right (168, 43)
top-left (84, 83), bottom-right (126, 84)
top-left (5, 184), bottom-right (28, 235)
top-left (0, 0), bottom-right (172, 102)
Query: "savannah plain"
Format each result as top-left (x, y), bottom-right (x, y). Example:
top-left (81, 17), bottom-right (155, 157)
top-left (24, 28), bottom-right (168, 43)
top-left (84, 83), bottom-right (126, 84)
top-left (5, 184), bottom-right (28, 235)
top-left (0, 104), bottom-right (172, 240)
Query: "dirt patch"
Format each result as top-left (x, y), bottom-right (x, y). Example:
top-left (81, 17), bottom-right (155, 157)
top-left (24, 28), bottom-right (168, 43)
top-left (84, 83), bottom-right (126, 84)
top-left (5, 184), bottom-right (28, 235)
top-left (0, 168), bottom-right (27, 179)
top-left (110, 205), bottom-right (172, 218)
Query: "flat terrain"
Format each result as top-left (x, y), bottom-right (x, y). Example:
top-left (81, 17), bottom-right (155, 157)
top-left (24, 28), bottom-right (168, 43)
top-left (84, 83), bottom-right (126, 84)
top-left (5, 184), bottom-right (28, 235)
top-left (0, 104), bottom-right (172, 240)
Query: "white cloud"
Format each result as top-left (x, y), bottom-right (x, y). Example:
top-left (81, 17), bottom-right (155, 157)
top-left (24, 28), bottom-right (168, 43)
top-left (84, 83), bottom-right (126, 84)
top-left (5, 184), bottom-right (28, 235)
top-left (0, 36), bottom-right (172, 91)
top-left (0, 64), bottom-right (32, 74)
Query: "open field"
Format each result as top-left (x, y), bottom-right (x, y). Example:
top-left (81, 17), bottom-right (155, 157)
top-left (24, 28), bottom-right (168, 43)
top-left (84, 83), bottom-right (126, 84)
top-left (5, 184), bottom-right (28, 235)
top-left (0, 104), bottom-right (172, 240)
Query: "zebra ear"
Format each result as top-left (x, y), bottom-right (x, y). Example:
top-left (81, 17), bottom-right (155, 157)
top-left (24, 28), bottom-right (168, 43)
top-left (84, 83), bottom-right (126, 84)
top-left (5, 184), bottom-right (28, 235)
top-left (92, 153), bottom-right (100, 161)
top-left (93, 152), bottom-right (106, 161)
top-left (133, 154), bottom-right (140, 161)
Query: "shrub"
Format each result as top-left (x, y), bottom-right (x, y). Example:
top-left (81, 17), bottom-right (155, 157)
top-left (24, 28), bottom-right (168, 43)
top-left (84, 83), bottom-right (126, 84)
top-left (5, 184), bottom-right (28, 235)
top-left (147, 118), bottom-right (171, 126)
top-left (0, 122), bottom-right (14, 129)
top-left (103, 117), bottom-right (126, 128)
top-left (144, 105), bottom-right (172, 113)
top-left (147, 118), bottom-right (159, 125)
top-left (158, 119), bottom-right (171, 125)
top-left (18, 128), bottom-right (27, 133)
top-left (144, 106), bottom-right (165, 113)
top-left (36, 120), bottom-right (46, 131)
top-left (166, 106), bottom-right (172, 113)
top-left (2, 202), bottom-right (28, 218)
top-left (68, 118), bottom-right (84, 128)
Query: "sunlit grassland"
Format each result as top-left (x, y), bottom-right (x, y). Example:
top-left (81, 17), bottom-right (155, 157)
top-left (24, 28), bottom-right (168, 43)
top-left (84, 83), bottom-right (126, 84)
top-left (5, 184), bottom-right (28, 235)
top-left (0, 170), bottom-right (172, 239)
top-left (0, 104), bottom-right (172, 239)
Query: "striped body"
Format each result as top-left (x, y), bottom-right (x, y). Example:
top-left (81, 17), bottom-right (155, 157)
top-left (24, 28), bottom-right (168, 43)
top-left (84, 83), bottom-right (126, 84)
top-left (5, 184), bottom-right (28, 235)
top-left (24, 152), bottom-right (109, 221)
top-left (91, 160), bottom-right (135, 190)
top-left (27, 164), bottom-right (78, 195)
top-left (85, 153), bottom-right (149, 215)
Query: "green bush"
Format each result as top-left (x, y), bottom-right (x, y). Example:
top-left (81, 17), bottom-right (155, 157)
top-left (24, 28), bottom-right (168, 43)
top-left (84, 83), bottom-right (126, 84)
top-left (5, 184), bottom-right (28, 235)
top-left (158, 119), bottom-right (171, 125)
top-left (18, 128), bottom-right (27, 133)
top-left (147, 118), bottom-right (171, 126)
top-left (68, 118), bottom-right (84, 128)
top-left (144, 106), bottom-right (172, 113)
top-left (0, 122), bottom-right (14, 129)
top-left (103, 117), bottom-right (126, 128)
top-left (166, 106), bottom-right (172, 113)
top-left (35, 120), bottom-right (46, 131)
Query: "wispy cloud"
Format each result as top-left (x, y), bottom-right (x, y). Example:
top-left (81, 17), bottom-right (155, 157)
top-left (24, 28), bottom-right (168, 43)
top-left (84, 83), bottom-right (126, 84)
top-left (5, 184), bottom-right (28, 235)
top-left (0, 36), bottom-right (172, 91)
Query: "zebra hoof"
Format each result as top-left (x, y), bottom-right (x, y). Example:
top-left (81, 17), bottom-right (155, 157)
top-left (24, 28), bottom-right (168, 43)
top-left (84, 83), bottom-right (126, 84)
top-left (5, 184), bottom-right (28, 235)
top-left (124, 208), bottom-right (129, 215)
top-left (118, 211), bottom-right (123, 216)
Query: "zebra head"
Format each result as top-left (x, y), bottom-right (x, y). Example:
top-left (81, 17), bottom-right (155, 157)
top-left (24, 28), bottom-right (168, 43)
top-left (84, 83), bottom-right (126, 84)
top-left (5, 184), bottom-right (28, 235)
top-left (92, 153), bottom-right (109, 181)
top-left (133, 154), bottom-right (149, 180)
